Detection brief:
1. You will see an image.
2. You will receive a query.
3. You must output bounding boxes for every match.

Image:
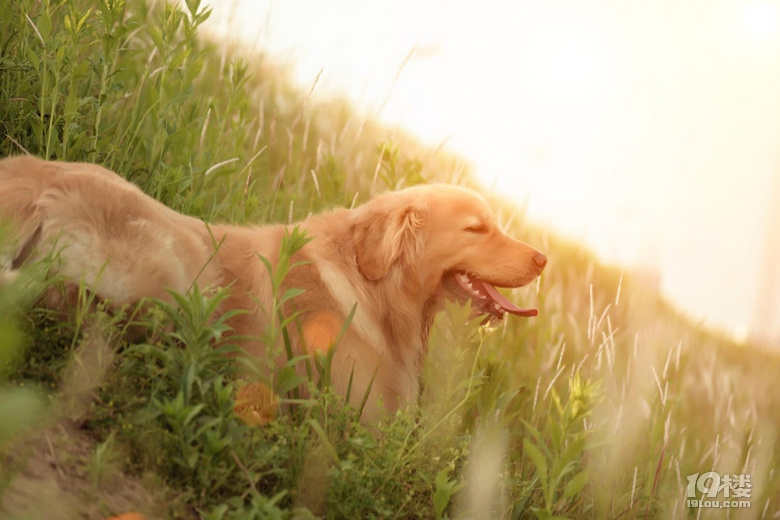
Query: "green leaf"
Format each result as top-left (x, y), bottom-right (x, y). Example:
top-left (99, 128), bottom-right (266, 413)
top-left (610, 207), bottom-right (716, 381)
top-left (563, 469), bottom-right (589, 500)
top-left (550, 416), bottom-right (564, 453)
top-left (182, 403), bottom-right (205, 427)
top-left (25, 46), bottom-right (40, 70)
top-left (148, 25), bottom-right (165, 51)
top-left (521, 419), bottom-right (548, 453)
top-left (38, 10), bottom-right (52, 40)
top-left (257, 254), bottom-right (274, 280)
top-left (308, 419), bottom-right (340, 464)
top-left (558, 436), bottom-right (587, 470)
top-left (280, 287), bottom-right (305, 303)
top-left (432, 468), bottom-right (462, 520)
top-left (524, 438), bottom-right (549, 490)
top-left (187, 451), bottom-right (199, 469)
top-left (553, 460), bottom-right (579, 488)
top-left (275, 365), bottom-right (307, 396)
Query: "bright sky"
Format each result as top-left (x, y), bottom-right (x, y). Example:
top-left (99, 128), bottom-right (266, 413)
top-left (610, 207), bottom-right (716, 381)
top-left (204, 0), bottom-right (780, 341)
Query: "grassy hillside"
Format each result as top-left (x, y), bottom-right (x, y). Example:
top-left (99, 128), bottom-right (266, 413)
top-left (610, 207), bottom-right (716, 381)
top-left (3, 0), bottom-right (780, 518)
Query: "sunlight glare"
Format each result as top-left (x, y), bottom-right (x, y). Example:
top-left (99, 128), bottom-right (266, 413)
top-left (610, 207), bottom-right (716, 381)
top-left (743, 1), bottom-right (779, 39)
top-left (202, 0), bottom-right (780, 340)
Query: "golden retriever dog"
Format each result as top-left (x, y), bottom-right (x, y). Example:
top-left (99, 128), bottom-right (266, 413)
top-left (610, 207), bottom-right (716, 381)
top-left (0, 155), bottom-right (546, 421)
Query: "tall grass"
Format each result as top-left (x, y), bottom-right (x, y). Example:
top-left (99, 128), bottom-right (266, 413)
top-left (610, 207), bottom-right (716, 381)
top-left (2, 0), bottom-right (780, 518)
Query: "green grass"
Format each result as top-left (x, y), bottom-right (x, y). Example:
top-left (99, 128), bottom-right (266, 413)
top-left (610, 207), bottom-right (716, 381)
top-left (2, 0), bottom-right (780, 518)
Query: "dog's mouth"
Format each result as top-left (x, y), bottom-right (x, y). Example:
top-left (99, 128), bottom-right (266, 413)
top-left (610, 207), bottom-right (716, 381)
top-left (444, 271), bottom-right (538, 320)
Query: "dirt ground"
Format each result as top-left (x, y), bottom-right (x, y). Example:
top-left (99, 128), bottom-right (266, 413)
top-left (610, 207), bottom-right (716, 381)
top-left (1, 421), bottom-right (165, 520)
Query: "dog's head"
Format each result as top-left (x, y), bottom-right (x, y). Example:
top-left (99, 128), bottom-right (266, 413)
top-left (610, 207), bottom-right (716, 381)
top-left (352, 184), bottom-right (546, 320)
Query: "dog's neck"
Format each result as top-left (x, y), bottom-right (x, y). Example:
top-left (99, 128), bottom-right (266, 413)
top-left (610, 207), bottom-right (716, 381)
top-left (374, 263), bottom-right (447, 372)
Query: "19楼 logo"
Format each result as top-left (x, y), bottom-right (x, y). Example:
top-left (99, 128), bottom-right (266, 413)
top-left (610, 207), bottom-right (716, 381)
top-left (686, 472), bottom-right (751, 509)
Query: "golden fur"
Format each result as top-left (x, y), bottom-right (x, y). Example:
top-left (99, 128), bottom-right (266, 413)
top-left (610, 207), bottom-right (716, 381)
top-left (0, 155), bottom-right (546, 421)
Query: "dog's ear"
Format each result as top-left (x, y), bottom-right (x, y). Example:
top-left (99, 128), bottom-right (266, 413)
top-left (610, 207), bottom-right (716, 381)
top-left (354, 205), bottom-right (424, 281)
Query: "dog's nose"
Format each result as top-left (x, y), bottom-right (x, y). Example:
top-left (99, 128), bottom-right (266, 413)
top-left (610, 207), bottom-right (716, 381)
top-left (533, 253), bottom-right (548, 270)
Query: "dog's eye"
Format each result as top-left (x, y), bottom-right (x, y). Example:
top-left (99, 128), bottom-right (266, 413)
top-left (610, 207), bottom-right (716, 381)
top-left (464, 223), bottom-right (489, 233)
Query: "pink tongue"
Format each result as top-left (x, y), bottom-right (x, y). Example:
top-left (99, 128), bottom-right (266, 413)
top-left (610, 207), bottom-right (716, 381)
top-left (457, 276), bottom-right (538, 317)
top-left (478, 281), bottom-right (538, 317)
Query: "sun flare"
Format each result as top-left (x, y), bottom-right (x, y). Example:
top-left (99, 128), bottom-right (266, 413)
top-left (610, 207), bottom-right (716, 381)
top-left (743, 1), bottom-right (780, 39)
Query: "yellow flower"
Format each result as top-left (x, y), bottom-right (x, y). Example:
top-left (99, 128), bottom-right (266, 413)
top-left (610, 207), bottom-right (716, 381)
top-left (233, 382), bottom-right (278, 426)
top-left (106, 513), bottom-right (145, 520)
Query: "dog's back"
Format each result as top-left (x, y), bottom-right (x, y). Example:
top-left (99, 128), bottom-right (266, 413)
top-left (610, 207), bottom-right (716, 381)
top-left (0, 155), bottom-right (220, 304)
